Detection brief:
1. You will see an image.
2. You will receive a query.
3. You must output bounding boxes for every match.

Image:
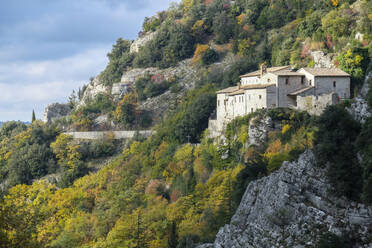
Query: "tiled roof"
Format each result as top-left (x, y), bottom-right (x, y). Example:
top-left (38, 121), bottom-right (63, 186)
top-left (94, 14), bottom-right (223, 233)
top-left (228, 89), bottom-right (245, 96)
top-left (301, 68), bottom-right (350, 77)
top-left (288, 86), bottom-right (315, 96)
top-left (271, 71), bottom-right (304, 76)
top-left (240, 66), bottom-right (291, 78)
top-left (228, 84), bottom-right (276, 96)
top-left (216, 86), bottom-right (238, 94)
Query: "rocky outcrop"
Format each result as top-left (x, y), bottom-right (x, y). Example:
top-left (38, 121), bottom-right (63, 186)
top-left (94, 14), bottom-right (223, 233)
top-left (130, 32), bottom-right (157, 54)
top-left (311, 51), bottom-right (335, 68)
top-left (78, 76), bottom-right (109, 107)
top-left (248, 115), bottom-right (273, 146)
top-left (197, 150), bottom-right (372, 248)
top-left (43, 103), bottom-right (71, 123)
top-left (348, 71), bottom-right (372, 124)
top-left (111, 83), bottom-right (131, 101)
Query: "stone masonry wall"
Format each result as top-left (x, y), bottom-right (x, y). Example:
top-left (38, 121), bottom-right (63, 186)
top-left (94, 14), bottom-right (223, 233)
top-left (297, 93), bottom-right (338, 116)
top-left (64, 130), bottom-right (154, 140)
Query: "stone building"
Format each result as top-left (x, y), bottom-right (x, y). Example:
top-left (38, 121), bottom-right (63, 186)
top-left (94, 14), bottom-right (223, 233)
top-left (209, 65), bottom-right (350, 134)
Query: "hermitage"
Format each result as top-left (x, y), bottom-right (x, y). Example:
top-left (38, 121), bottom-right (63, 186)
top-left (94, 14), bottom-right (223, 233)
top-left (209, 64), bottom-right (351, 135)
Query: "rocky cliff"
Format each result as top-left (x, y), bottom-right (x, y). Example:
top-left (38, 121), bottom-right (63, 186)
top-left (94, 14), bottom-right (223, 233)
top-left (43, 103), bottom-right (71, 123)
top-left (197, 150), bottom-right (372, 248)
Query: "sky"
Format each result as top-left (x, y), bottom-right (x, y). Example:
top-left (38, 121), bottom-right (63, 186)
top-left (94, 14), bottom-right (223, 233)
top-left (0, 0), bottom-right (178, 122)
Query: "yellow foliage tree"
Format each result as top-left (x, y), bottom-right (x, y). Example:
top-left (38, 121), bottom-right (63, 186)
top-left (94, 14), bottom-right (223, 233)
top-left (192, 44), bottom-right (210, 64)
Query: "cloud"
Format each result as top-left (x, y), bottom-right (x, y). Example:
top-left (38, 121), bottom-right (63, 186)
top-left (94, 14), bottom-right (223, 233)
top-left (0, 0), bottom-right (179, 121)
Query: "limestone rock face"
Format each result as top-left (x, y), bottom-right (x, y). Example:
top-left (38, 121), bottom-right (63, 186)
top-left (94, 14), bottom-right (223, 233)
top-left (348, 72), bottom-right (372, 124)
top-left (348, 97), bottom-right (371, 124)
top-left (78, 77), bottom-right (109, 107)
top-left (248, 115), bottom-right (273, 146)
top-left (197, 151), bottom-right (372, 248)
top-left (111, 83), bottom-right (131, 101)
top-left (311, 51), bottom-right (335, 68)
top-left (43, 103), bottom-right (71, 123)
top-left (130, 32), bottom-right (157, 54)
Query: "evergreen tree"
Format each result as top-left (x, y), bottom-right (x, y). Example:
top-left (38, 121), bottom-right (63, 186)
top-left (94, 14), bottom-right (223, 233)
top-left (32, 110), bottom-right (36, 123)
top-left (168, 221), bottom-right (178, 248)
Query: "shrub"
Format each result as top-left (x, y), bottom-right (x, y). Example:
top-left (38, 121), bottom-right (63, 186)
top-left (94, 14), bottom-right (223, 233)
top-left (193, 44), bottom-right (219, 65)
top-left (201, 48), bottom-right (219, 65)
top-left (316, 232), bottom-right (353, 248)
top-left (267, 152), bottom-right (291, 173)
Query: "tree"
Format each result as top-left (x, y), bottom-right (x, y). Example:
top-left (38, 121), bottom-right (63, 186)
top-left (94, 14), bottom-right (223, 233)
top-left (68, 90), bottom-right (77, 109)
top-left (212, 11), bottom-right (234, 44)
top-left (32, 110), bottom-right (36, 123)
top-left (168, 221), bottom-right (178, 248)
top-left (314, 105), bottom-right (362, 200)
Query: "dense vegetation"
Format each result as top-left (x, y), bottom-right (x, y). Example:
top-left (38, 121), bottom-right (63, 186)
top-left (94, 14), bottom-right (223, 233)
top-left (0, 0), bottom-right (371, 247)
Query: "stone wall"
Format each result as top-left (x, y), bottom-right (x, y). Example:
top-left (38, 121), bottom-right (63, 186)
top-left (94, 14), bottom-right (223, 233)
top-left (296, 93), bottom-right (338, 116)
top-left (64, 130), bottom-right (154, 140)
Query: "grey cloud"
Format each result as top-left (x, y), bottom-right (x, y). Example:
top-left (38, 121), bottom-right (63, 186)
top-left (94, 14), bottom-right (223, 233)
top-left (0, 0), bottom-right (179, 121)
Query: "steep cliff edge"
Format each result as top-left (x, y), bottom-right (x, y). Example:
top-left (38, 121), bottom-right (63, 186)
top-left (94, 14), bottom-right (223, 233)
top-left (198, 150), bottom-right (372, 248)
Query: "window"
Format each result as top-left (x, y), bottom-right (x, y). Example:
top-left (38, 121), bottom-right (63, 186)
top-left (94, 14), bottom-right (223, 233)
top-left (262, 107), bottom-right (265, 109)
top-left (333, 81), bottom-right (336, 87)
top-left (267, 78), bottom-right (271, 83)
top-left (251, 108), bottom-right (253, 112)
top-left (309, 80), bottom-right (312, 86)
top-left (285, 78), bottom-right (289, 85)
top-left (218, 100), bottom-right (220, 107)
top-left (259, 95), bottom-right (262, 99)
top-left (301, 76), bottom-right (305, 85)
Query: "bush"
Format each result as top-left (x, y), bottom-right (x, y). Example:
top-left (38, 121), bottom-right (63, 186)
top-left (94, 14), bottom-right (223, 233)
top-left (201, 48), bottom-right (219, 65)
top-left (316, 232), bottom-right (353, 248)
top-left (267, 152), bottom-right (292, 173)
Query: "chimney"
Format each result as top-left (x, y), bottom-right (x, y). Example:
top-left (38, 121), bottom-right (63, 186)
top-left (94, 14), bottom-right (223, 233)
top-left (260, 64), bottom-right (267, 78)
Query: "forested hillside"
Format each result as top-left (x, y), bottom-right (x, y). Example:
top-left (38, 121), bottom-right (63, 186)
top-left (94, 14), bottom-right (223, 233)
top-left (0, 0), bottom-right (371, 247)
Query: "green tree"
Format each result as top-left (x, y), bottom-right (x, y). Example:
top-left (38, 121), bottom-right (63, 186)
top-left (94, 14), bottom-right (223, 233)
top-left (314, 105), bottom-right (362, 200)
top-left (32, 110), bottom-right (36, 123)
top-left (212, 11), bottom-right (234, 44)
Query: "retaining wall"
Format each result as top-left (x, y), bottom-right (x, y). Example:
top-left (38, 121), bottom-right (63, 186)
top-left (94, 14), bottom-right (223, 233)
top-left (64, 130), bottom-right (154, 140)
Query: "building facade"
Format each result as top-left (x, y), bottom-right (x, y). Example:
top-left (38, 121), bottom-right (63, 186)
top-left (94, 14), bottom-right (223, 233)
top-left (209, 65), bottom-right (350, 135)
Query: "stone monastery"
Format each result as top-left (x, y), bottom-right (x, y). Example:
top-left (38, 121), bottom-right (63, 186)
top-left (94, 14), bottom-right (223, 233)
top-left (209, 65), bottom-right (351, 134)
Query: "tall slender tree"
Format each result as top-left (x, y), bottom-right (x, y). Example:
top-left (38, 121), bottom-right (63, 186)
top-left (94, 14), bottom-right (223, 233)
top-left (32, 110), bottom-right (36, 123)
